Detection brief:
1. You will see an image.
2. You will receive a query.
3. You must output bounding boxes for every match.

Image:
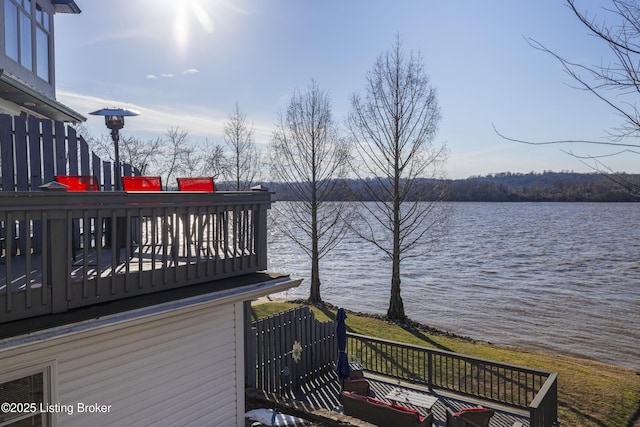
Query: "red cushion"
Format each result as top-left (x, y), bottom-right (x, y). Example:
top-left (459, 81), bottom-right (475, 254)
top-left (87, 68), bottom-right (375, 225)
top-left (365, 397), bottom-right (388, 407)
top-left (454, 407), bottom-right (487, 417)
top-left (390, 404), bottom-right (419, 416)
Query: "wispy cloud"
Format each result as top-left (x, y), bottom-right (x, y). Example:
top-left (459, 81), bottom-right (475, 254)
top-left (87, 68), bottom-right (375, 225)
top-left (58, 90), bottom-right (229, 139)
top-left (57, 90), bottom-right (274, 145)
top-left (146, 70), bottom-right (198, 79)
top-left (77, 28), bottom-right (155, 47)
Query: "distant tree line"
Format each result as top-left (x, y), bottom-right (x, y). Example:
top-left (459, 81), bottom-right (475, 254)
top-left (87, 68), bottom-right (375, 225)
top-left (267, 172), bottom-right (640, 202)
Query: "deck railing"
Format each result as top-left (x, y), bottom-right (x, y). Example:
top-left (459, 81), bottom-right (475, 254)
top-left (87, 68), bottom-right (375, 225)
top-left (348, 333), bottom-right (558, 427)
top-left (0, 189), bottom-right (271, 323)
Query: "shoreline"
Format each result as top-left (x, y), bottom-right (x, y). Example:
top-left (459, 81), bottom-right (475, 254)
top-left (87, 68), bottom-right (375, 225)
top-left (253, 296), bottom-right (639, 373)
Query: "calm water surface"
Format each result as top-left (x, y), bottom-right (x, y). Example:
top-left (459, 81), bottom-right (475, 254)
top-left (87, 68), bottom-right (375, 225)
top-left (267, 202), bottom-right (640, 370)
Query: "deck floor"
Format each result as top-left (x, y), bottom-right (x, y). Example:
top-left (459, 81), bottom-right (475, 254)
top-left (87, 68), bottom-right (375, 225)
top-left (293, 373), bottom-right (529, 427)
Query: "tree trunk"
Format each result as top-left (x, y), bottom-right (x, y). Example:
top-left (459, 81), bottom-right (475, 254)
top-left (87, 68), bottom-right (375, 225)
top-left (387, 255), bottom-right (405, 321)
top-left (310, 248), bottom-right (321, 303)
top-left (388, 164), bottom-right (406, 320)
top-left (309, 164), bottom-right (322, 303)
top-left (387, 208), bottom-right (405, 320)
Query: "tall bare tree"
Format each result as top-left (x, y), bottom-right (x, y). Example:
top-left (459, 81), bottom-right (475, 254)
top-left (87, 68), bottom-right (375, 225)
top-left (497, 0), bottom-right (640, 195)
top-left (224, 103), bottom-right (259, 190)
top-left (348, 35), bottom-right (449, 321)
top-left (270, 80), bottom-right (350, 304)
top-left (158, 126), bottom-right (191, 189)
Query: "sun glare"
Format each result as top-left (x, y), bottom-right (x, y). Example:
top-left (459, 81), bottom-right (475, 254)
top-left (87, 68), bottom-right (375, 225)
top-left (172, 0), bottom-right (214, 52)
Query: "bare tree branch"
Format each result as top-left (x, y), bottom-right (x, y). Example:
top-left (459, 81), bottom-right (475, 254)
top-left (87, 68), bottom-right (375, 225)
top-left (496, 1), bottom-right (640, 196)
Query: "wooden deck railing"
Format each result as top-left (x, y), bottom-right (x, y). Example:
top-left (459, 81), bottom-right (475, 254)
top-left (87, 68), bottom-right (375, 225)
top-left (348, 333), bottom-right (558, 427)
top-left (0, 189), bottom-right (271, 323)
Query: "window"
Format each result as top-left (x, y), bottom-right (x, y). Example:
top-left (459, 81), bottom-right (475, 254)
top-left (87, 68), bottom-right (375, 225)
top-left (4, 1), bottom-right (19, 61)
top-left (35, 27), bottom-right (48, 81)
top-left (0, 364), bottom-right (51, 427)
top-left (3, 0), bottom-right (52, 83)
top-left (19, 9), bottom-right (32, 70)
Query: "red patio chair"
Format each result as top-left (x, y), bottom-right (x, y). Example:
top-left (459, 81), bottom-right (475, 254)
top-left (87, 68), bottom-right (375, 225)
top-left (122, 176), bottom-right (162, 191)
top-left (446, 406), bottom-right (495, 427)
top-left (55, 175), bottom-right (99, 191)
top-left (121, 176), bottom-right (164, 260)
top-left (54, 175), bottom-right (100, 260)
top-left (176, 177), bottom-right (216, 258)
top-left (176, 177), bottom-right (215, 192)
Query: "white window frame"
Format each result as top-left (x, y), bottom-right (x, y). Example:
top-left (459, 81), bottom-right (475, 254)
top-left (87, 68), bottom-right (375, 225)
top-left (0, 362), bottom-right (53, 427)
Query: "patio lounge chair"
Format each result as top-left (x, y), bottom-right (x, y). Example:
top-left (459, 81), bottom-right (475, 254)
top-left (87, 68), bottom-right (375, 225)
top-left (446, 406), bottom-right (494, 427)
top-left (341, 391), bottom-right (432, 427)
top-left (342, 376), bottom-right (370, 396)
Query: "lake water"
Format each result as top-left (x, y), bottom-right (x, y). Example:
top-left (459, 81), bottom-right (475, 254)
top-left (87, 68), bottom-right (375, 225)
top-left (266, 202), bottom-right (640, 370)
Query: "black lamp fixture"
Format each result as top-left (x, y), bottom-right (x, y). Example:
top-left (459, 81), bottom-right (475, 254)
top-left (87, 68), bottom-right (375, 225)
top-left (89, 107), bottom-right (139, 190)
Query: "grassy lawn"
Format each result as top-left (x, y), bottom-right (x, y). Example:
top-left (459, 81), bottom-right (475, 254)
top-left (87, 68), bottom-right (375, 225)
top-left (252, 301), bottom-right (640, 427)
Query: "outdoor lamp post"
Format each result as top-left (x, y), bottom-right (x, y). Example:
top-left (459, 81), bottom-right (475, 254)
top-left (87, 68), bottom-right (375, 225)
top-left (89, 108), bottom-right (140, 191)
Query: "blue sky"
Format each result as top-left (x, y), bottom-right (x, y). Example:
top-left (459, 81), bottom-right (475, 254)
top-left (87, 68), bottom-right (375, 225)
top-left (53, 0), bottom-right (633, 179)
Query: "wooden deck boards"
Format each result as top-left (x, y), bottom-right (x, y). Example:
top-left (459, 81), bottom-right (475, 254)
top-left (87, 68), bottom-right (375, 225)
top-left (293, 372), bottom-right (530, 427)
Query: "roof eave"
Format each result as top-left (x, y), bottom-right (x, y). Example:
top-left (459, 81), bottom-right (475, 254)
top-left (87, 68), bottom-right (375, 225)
top-left (51, 0), bottom-right (81, 14)
top-left (0, 70), bottom-right (86, 123)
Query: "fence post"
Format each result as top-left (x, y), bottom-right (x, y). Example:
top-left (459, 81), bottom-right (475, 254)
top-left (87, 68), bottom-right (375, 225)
top-left (253, 199), bottom-right (269, 270)
top-left (427, 350), bottom-right (433, 391)
top-left (0, 114), bottom-right (14, 192)
top-left (244, 300), bottom-right (257, 388)
top-left (48, 214), bottom-right (68, 313)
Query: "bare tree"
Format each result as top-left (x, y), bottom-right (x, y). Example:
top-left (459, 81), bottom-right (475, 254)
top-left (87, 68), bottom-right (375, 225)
top-left (198, 139), bottom-right (229, 181)
top-left (87, 129), bottom-right (163, 177)
top-left (497, 0), bottom-right (640, 195)
top-left (119, 135), bottom-right (164, 175)
top-left (224, 103), bottom-right (259, 190)
top-left (157, 126), bottom-right (191, 189)
top-left (270, 80), bottom-right (350, 304)
top-left (348, 35), bottom-right (449, 321)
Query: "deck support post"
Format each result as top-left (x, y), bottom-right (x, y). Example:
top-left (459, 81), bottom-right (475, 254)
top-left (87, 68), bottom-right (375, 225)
top-left (48, 215), bottom-right (68, 313)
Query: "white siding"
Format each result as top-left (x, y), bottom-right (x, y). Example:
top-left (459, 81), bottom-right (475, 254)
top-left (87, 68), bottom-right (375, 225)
top-left (0, 300), bottom-right (243, 427)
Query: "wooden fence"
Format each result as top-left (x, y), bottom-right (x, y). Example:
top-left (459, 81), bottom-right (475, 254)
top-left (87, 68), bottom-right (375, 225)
top-left (0, 114), bottom-right (138, 257)
top-left (247, 307), bottom-right (337, 397)
top-left (0, 114), bottom-right (135, 192)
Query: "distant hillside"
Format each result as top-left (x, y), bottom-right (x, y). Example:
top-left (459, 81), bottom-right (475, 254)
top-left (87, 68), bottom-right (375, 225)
top-left (448, 171), bottom-right (640, 202)
top-left (264, 171), bottom-right (640, 202)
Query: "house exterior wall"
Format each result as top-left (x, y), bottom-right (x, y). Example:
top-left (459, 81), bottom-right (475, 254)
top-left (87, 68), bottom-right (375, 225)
top-left (0, 299), bottom-right (246, 427)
